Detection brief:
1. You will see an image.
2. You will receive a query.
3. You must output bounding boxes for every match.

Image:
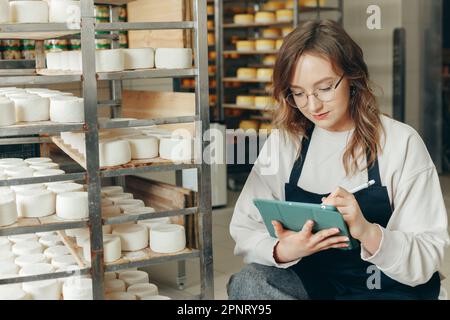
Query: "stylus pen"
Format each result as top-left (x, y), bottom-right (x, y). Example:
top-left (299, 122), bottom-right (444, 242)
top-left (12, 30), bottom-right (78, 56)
top-left (320, 180), bottom-right (375, 208)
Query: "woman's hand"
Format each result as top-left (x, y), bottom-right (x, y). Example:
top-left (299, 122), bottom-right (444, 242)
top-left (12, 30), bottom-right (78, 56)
top-left (272, 219), bottom-right (350, 263)
top-left (321, 187), bottom-right (382, 254)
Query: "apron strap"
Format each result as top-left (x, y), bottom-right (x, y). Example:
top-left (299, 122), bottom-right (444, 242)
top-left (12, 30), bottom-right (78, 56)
top-left (288, 126), bottom-right (314, 185)
top-left (366, 149), bottom-right (382, 186)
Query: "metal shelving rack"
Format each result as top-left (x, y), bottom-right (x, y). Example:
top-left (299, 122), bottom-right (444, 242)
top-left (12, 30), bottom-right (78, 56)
top-left (0, 0), bottom-right (213, 300)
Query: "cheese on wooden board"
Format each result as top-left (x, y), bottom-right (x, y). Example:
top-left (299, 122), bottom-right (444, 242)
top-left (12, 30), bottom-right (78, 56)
top-left (81, 234), bottom-right (121, 263)
top-left (12, 241), bottom-right (43, 255)
top-left (96, 49), bottom-right (125, 73)
top-left (0, 97), bottom-right (16, 126)
top-left (99, 139), bottom-right (131, 167)
top-left (14, 253), bottom-right (47, 268)
top-left (112, 224), bottom-right (148, 252)
top-left (43, 245), bottom-right (70, 259)
top-left (124, 136), bottom-right (159, 160)
top-left (233, 14), bottom-right (254, 24)
top-left (16, 189), bottom-right (55, 218)
top-left (47, 182), bottom-right (84, 194)
top-left (159, 137), bottom-right (193, 162)
top-left (10, 94), bottom-right (50, 122)
top-left (154, 48), bottom-right (192, 69)
top-left (254, 12), bottom-right (276, 23)
top-left (150, 224), bottom-right (186, 254)
top-left (63, 278), bottom-right (93, 300)
top-left (118, 270), bottom-right (149, 287)
top-left (49, 96), bottom-right (84, 123)
top-left (123, 48), bottom-right (155, 70)
top-left (56, 192), bottom-right (88, 220)
top-left (0, 198), bottom-right (18, 227)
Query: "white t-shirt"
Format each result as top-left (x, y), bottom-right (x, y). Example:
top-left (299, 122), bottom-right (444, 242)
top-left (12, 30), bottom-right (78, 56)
top-left (230, 115), bottom-right (449, 287)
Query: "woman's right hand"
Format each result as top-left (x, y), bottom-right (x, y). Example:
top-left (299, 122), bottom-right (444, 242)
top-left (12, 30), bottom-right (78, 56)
top-left (272, 220), bottom-right (350, 263)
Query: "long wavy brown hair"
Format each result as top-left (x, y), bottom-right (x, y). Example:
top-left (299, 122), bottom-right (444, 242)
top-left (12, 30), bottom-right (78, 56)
top-left (272, 20), bottom-right (384, 176)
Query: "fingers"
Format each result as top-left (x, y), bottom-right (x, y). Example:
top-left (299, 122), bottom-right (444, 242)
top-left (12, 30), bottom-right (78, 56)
top-left (323, 186), bottom-right (353, 203)
top-left (301, 220), bottom-right (314, 235)
top-left (315, 235), bottom-right (350, 251)
top-left (309, 227), bottom-right (341, 247)
top-left (271, 220), bottom-right (285, 238)
top-left (321, 196), bottom-right (349, 208)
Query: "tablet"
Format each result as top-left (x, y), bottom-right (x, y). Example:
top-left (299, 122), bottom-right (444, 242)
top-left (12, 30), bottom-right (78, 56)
top-left (253, 198), bottom-right (359, 250)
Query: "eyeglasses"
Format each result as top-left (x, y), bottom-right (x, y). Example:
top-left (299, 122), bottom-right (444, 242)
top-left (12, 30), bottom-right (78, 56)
top-left (285, 74), bottom-right (345, 109)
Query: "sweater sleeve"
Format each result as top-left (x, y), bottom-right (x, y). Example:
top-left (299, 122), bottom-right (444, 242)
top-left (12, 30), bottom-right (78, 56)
top-left (229, 131), bottom-right (301, 268)
top-left (361, 133), bottom-right (450, 286)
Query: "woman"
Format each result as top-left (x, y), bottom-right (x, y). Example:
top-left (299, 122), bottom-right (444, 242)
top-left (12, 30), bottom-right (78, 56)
top-left (227, 20), bottom-right (449, 300)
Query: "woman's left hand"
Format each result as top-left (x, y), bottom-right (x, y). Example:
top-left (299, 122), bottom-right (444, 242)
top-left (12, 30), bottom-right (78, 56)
top-left (321, 187), bottom-right (372, 241)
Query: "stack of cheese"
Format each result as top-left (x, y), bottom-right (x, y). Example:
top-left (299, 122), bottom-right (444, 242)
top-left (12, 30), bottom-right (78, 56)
top-left (0, 87), bottom-right (83, 125)
top-left (46, 48), bottom-right (192, 73)
top-left (6, 0), bottom-right (81, 24)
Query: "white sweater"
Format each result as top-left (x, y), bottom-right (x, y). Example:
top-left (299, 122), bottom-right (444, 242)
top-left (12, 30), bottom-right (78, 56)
top-left (230, 115), bottom-right (449, 288)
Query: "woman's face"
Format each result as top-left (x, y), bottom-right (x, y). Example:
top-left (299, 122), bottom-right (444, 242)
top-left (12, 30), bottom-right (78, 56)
top-left (289, 53), bottom-right (353, 132)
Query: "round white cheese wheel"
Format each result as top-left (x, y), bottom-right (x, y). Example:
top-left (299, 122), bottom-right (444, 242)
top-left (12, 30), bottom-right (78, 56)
top-left (23, 279), bottom-right (61, 300)
top-left (0, 237), bottom-right (11, 252)
top-left (43, 245), bottom-right (70, 260)
top-left (0, 0), bottom-right (9, 23)
top-left (118, 270), bottom-right (149, 287)
top-left (101, 186), bottom-right (123, 197)
top-left (63, 278), bottom-right (92, 300)
top-left (24, 157), bottom-right (52, 165)
top-left (16, 189), bottom-right (56, 218)
top-left (254, 12), bottom-right (276, 23)
top-left (106, 291), bottom-right (136, 300)
top-left (112, 224), bottom-right (148, 252)
top-left (8, 233), bottom-right (38, 243)
top-left (127, 283), bottom-right (158, 299)
top-left (0, 97), bottom-right (16, 126)
top-left (101, 198), bottom-right (113, 206)
top-left (56, 192), bottom-right (88, 220)
top-left (141, 294), bottom-right (171, 300)
top-left (50, 96), bottom-right (84, 123)
top-left (51, 254), bottom-right (77, 269)
top-left (275, 9), bottom-right (293, 22)
top-left (48, 182), bottom-right (84, 194)
top-left (0, 283), bottom-right (29, 300)
top-left (33, 169), bottom-right (65, 177)
top-left (154, 48), bottom-right (192, 69)
top-left (124, 207), bottom-right (155, 218)
top-left (12, 241), bottom-right (43, 255)
top-left (81, 234), bottom-right (121, 263)
top-left (39, 235), bottom-right (63, 248)
top-left (30, 162), bottom-right (60, 170)
top-left (96, 49), bottom-right (125, 73)
top-left (107, 193), bottom-right (133, 204)
top-left (99, 139), bottom-right (131, 167)
top-left (14, 253), bottom-right (47, 268)
top-left (4, 166), bottom-right (34, 178)
top-left (262, 28), bottom-right (281, 39)
top-left (9, 1), bottom-right (49, 23)
top-left (36, 231), bottom-right (57, 238)
top-left (102, 205), bottom-right (121, 219)
top-left (123, 48), bottom-right (155, 70)
top-left (233, 14), bottom-right (254, 24)
top-left (125, 136), bottom-right (159, 160)
top-left (64, 227), bottom-right (87, 238)
top-left (46, 52), bottom-right (61, 70)
top-left (10, 183), bottom-right (45, 193)
top-left (256, 68), bottom-right (273, 81)
top-left (116, 199), bottom-right (144, 210)
top-left (68, 51), bottom-right (82, 72)
top-left (10, 95), bottom-right (50, 122)
top-left (0, 198), bottom-right (18, 227)
top-left (0, 262), bottom-right (19, 274)
top-left (236, 40), bottom-right (255, 52)
top-left (150, 224), bottom-right (186, 254)
top-left (49, 0), bottom-right (81, 23)
top-left (105, 278), bottom-right (126, 293)
top-left (0, 251), bottom-right (15, 263)
top-left (159, 137), bottom-right (193, 161)
top-left (105, 271), bottom-right (117, 281)
top-left (0, 187), bottom-right (14, 202)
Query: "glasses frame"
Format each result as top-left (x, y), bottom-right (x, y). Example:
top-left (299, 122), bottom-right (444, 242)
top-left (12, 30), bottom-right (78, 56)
top-left (285, 73), bottom-right (346, 109)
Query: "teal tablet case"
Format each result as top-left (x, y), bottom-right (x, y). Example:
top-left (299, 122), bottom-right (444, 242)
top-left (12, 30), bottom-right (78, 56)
top-left (253, 198), bottom-right (359, 250)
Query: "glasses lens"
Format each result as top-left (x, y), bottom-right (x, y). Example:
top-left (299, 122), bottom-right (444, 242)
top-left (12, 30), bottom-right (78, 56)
top-left (317, 89), bottom-right (335, 102)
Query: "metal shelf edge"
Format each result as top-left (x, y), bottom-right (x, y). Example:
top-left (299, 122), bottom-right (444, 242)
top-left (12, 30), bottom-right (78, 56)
top-left (0, 268), bottom-right (91, 286)
top-left (103, 207), bottom-right (198, 225)
top-left (0, 172), bottom-right (86, 187)
top-left (0, 220), bottom-right (88, 237)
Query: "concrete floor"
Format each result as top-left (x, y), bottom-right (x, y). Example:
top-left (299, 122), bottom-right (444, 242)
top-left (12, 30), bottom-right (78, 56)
top-left (146, 175), bottom-right (450, 300)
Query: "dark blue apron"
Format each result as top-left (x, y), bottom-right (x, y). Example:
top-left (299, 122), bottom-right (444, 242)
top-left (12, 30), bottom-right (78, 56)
top-left (285, 125), bottom-right (441, 300)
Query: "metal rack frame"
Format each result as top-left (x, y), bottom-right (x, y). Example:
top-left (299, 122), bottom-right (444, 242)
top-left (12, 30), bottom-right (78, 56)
top-left (0, 0), bottom-right (213, 300)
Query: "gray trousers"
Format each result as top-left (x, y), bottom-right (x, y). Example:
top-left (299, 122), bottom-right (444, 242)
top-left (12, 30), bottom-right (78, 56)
top-left (227, 263), bottom-right (310, 300)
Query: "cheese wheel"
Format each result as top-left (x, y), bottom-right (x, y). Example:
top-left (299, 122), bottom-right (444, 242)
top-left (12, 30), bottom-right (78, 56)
top-left (64, 227), bottom-right (87, 238)
top-left (123, 48), bottom-right (155, 70)
top-left (0, 97), bottom-right (16, 126)
top-left (0, 0), bottom-right (9, 23)
top-left (233, 14), bottom-right (254, 24)
top-left (0, 198), bottom-right (18, 227)
top-left (99, 139), bottom-right (131, 167)
top-left (262, 28), bottom-right (281, 39)
top-left (49, 0), bottom-right (81, 23)
top-left (101, 198), bottom-right (113, 207)
top-left (96, 49), bottom-right (125, 73)
top-left (0, 283), bottom-right (29, 300)
top-left (256, 68), bottom-right (273, 81)
top-left (237, 67), bottom-right (256, 79)
top-left (236, 40), bottom-right (255, 52)
top-left (56, 192), bottom-right (88, 220)
top-left (141, 295), bottom-right (171, 300)
top-left (259, 123), bottom-right (273, 133)
top-left (0, 159), bottom-right (27, 169)
top-left (101, 186), bottom-right (123, 197)
top-left (0, 251), bottom-right (15, 263)
top-left (105, 272), bottom-right (117, 281)
top-left (10, 95), bottom-right (50, 122)
top-left (154, 48), bottom-right (192, 69)
top-left (112, 224), bottom-right (148, 252)
top-left (16, 189), bottom-right (55, 218)
top-left (50, 96), bottom-right (84, 123)
top-left (14, 253), bottom-right (47, 268)
top-left (107, 193), bottom-right (133, 204)
top-left (123, 206), bottom-right (155, 218)
top-left (150, 224), bottom-right (186, 254)
top-left (116, 199), bottom-right (145, 209)
top-left (33, 169), bottom-right (65, 177)
top-left (254, 12), bottom-right (276, 23)
top-left (236, 96), bottom-right (255, 107)
top-left (118, 270), bottom-right (149, 287)
top-left (102, 205), bottom-right (121, 219)
top-left (51, 254), bottom-right (77, 269)
top-left (20, 264), bottom-right (60, 300)
top-left (263, 55), bottom-right (277, 66)
top-left (105, 292), bottom-right (136, 300)
top-left (63, 278), bottom-right (92, 300)
top-left (46, 52), bottom-right (61, 70)
top-left (29, 162), bottom-right (59, 171)
top-left (10, 183), bottom-right (45, 193)
top-left (255, 39), bottom-right (275, 51)
top-left (255, 96), bottom-right (276, 109)
top-left (276, 9), bottom-right (293, 22)
top-left (125, 136), bottom-right (159, 160)
top-left (44, 245), bottom-right (70, 260)
top-left (0, 262), bottom-right (19, 274)
top-left (81, 234), bottom-right (121, 263)
top-left (9, 1), bottom-right (49, 23)
top-left (159, 137), bottom-right (193, 161)
top-left (39, 235), bottom-right (63, 248)
top-left (105, 279), bottom-right (126, 293)
top-left (0, 237), bottom-right (11, 252)
top-left (24, 157), bottom-right (52, 165)
top-left (4, 166), bottom-right (34, 178)
top-left (8, 233), bottom-right (38, 243)
top-left (239, 119), bottom-right (259, 130)
top-left (12, 241), bottom-right (43, 255)
top-left (127, 283), bottom-right (158, 299)
top-left (262, 1), bottom-right (286, 11)
top-left (0, 187), bottom-right (14, 202)
top-left (36, 231), bottom-right (57, 238)
top-left (48, 183), bottom-right (84, 194)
